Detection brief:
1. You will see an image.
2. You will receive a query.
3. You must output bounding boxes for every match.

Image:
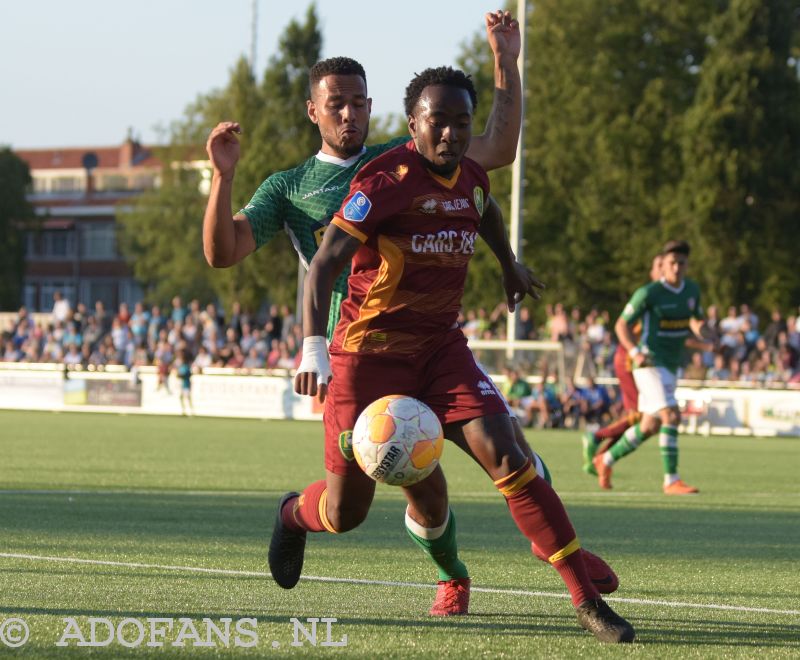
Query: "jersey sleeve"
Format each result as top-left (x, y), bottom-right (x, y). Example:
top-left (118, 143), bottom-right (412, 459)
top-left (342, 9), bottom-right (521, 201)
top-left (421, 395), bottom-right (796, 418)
top-left (238, 175), bottom-right (286, 249)
top-left (619, 285), bottom-right (650, 324)
top-left (330, 169), bottom-right (408, 244)
top-left (691, 283), bottom-right (705, 320)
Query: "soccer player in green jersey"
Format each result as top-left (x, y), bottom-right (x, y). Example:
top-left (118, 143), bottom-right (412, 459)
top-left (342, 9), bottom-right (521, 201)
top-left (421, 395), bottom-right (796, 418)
top-left (594, 240), bottom-right (711, 494)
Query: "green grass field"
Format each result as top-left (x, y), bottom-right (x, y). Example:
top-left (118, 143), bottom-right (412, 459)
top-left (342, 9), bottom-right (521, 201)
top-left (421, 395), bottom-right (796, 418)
top-left (0, 409), bottom-right (798, 658)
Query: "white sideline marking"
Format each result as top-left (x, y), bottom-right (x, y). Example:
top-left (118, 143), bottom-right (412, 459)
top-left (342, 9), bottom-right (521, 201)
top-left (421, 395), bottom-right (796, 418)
top-left (0, 552), bottom-right (797, 617)
top-left (1, 488), bottom-right (798, 500)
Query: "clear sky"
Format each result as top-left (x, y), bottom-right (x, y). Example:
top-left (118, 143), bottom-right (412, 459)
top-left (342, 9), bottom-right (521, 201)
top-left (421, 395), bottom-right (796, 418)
top-left (1, 0), bottom-right (505, 149)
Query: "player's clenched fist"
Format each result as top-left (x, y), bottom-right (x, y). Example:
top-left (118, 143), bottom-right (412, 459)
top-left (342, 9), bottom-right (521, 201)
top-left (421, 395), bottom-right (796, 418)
top-left (206, 121), bottom-right (242, 180)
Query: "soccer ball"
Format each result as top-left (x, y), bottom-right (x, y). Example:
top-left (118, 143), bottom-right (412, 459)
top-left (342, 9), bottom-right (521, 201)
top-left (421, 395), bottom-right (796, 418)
top-left (352, 395), bottom-right (444, 487)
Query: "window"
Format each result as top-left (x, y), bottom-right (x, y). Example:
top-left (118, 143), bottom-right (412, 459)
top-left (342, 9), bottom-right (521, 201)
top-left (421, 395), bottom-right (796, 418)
top-left (81, 223), bottom-right (117, 259)
top-left (50, 177), bottom-right (83, 193)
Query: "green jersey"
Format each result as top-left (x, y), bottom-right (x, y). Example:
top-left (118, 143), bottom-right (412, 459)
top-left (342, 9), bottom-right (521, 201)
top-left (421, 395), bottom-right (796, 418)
top-left (240, 137), bottom-right (409, 339)
top-left (620, 278), bottom-right (704, 374)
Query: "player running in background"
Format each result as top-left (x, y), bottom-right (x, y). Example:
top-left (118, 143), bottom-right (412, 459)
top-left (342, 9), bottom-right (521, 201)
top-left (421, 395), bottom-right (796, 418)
top-left (594, 240), bottom-right (709, 494)
top-left (289, 67), bottom-right (634, 643)
top-left (581, 254), bottom-right (663, 474)
top-left (205, 11), bottom-right (533, 616)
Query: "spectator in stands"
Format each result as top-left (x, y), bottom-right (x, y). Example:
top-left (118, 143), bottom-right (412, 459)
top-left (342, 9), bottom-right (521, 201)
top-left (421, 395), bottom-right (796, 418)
top-left (280, 304), bottom-right (295, 341)
top-left (129, 302), bottom-right (150, 347)
top-left (193, 345), bottom-right (212, 371)
top-left (93, 300), bottom-right (112, 334)
top-left (243, 346), bottom-right (265, 370)
top-left (739, 303), bottom-right (759, 332)
top-left (707, 354), bottom-right (730, 382)
top-left (170, 296), bottom-right (186, 324)
top-left (719, 305), bottom-right (742, 346)
top-left (763, 309), bottom-right (787, 349)
top-left (52, 291), bottom-right (72, 324)
top-left (517, 306), bottom-right (535, 340)
top-left (116, 302), bottom-right (131, 325)
top-left (682, 352), bottom-right (707, 381)
top-left (72, 302), bottom-right (89, 332)
top-left (276, 341), bottom-right (296, 370)
top-left (580, 377), bottom-right (612, 426)
top-left (502, 367), bottom-right (532, 408)
top-left (548, 303), bottom-right (570, 342)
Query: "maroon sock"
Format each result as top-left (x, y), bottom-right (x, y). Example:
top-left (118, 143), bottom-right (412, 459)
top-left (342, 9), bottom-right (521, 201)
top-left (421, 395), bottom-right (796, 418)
top-left (498, 464), bottom-right (599, 606)
top-left (281, 480), bottom-right (331, 533)
top-left (594, 413), bottom-right (632, 441)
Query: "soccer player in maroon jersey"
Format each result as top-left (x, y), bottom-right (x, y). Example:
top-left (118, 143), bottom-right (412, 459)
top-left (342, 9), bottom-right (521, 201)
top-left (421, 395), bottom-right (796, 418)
top-left (280, 67), bottom-right (635, 643)
top-left (581, 254), bottom-right (664, 474)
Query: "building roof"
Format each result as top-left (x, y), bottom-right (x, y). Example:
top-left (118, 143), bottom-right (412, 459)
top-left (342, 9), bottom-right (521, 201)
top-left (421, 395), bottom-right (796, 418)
top-left (16, 140), bottom-right (161, 171)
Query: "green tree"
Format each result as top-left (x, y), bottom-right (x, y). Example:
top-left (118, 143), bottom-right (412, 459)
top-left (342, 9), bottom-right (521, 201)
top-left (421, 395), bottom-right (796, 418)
top-left (672, 0), bottom-right (800, 311)
top-left (118, 6), bottom-right (323, 312)
top-left (0, 148), bottom-right (34, 309)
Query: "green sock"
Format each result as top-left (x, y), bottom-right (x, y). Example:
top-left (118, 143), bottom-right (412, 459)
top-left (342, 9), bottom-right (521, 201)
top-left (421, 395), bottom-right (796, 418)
top-left (405, 508), bottom-right (468, 581)
top-left (534, 452), bottom-right (552, 485)
top-left (609, 423), bottom-right (646, 463)
top-left (659, 425), bottom-right (679, 476)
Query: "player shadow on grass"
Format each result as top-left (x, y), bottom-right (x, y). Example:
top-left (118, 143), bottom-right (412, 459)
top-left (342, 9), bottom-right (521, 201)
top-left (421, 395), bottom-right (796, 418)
top-left (3, 493), bottom-right (798, 564)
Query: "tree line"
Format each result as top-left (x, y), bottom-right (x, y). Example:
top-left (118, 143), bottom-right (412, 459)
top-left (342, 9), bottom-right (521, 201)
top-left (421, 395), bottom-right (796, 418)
top-left (3, 1), bottom-right (798, 320)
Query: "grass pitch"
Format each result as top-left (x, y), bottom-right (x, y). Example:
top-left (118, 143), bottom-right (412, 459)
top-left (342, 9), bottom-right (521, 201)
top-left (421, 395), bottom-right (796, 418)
top-left (0, 409), bottom-right (798, 657)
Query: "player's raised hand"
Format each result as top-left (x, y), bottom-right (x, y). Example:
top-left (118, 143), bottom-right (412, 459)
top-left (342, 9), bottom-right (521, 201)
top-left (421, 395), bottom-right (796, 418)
top-left (485, 9), bottom-right (521, 61)
top-left (206, 121), bottom-right (242, 180)
top-left (502, 261), bottom-right (545, 312)
top-left (294, 336), bottom-right (332, 403)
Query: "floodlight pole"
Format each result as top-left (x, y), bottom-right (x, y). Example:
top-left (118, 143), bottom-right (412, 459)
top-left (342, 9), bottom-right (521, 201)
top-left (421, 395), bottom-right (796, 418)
top-left (506, 0), bottom-right (527, 358)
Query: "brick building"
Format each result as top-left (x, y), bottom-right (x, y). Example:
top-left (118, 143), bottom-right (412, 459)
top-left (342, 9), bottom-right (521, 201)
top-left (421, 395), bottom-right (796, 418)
top-left (15, 135), bottom-right (162, 312)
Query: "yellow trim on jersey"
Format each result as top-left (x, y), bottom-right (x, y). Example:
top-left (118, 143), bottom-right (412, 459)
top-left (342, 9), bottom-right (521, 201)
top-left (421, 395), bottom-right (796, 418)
top-left (427, 165), bottom-right (461, 190)
top-left (548, 537), bottom-right (581, 564)
top-left (342, 235), bottom-right (404, 352)
top-left (494, 463), bottom-right (537, 498)
top-left (331, 216), bottom-right (368, 243)
top-left (318, 489), bottom-right (338, 534)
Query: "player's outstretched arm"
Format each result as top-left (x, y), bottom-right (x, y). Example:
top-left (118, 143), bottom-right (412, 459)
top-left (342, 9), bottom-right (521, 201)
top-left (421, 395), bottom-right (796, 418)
top-left (479, 196), bottom-right (544, 311)
top-left (203, 121), bottom-right (257, 268)
top-left (466, 10), bottom-right (522, 171)
top-left (295, 226), bottom-right (362, 402)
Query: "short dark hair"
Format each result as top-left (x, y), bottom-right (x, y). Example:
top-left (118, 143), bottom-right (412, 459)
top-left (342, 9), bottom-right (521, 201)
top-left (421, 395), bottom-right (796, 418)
top-left (403, 66), bottom-right (478, 116)
top-left (309, 57), bottom-right (366, 95)
top-left (661, 239), bottom-right (690, 257)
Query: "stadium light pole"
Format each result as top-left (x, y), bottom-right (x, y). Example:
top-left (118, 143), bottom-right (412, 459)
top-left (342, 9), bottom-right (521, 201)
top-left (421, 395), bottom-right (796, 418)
top-left (506, 0), bottom-right (527, 358)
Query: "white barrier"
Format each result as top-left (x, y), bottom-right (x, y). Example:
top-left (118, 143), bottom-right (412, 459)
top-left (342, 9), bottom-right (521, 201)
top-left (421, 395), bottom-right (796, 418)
top-left (1, 365), bottom-right (799, 435)
top-left (0, 366), bottom-right (321, 421)
top-left (677, 386), bottom-right (800, 436)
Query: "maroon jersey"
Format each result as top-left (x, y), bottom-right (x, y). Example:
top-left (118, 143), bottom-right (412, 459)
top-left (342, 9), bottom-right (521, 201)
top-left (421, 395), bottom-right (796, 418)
top-left (330, 141), bottom-right (489, 356)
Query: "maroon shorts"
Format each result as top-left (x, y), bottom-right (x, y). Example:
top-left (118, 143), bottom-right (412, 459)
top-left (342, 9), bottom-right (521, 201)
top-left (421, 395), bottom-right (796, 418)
top-left (613, 347), bottom-right (638, 412)
top-left (324, 328), bottom-right (508, 476)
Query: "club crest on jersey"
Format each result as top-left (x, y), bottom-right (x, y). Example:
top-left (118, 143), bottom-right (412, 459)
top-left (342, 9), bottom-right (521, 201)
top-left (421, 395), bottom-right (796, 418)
top-left (339, 430), bottom-right (354, 461)
top-left (473, 186), bottom-right (484, 216)
top-left (343, 191), bottom-right (372, 222)
top-left (392, 164), bottom-right (409, 181)
top-left (688, 297), bottom-right (695, 311)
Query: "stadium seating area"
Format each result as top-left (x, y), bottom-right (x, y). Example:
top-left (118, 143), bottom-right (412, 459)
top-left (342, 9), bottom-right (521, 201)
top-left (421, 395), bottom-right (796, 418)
top-left (2, 295), bottom-right (799, 389)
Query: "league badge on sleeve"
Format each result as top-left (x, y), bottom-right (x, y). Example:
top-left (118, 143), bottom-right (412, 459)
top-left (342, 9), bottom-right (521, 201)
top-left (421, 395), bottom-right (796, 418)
top-left (343, 191), bottom-right (372, 222)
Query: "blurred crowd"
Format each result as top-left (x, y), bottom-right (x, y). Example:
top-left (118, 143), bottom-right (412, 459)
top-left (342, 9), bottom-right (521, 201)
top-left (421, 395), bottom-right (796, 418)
top-left (460, 302), bottom-right (800, 388)
top-left (1, 293), bottom-right (303, 373)
top-left (2, 293), bottom-right (800, 389)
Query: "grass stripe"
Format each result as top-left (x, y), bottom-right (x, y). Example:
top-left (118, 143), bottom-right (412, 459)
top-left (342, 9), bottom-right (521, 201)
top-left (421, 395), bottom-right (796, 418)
top-left (2, 552), bottom-right (797, 617)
